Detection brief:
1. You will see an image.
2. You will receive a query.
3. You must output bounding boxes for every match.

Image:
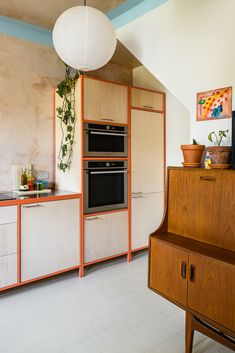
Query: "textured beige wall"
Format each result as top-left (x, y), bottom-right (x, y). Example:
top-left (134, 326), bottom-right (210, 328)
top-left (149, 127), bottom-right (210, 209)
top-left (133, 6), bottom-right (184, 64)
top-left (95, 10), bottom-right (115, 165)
top-left (0, 34), bottom-right (132, 191)
top-left (0, 34), bottom-right (64, 191)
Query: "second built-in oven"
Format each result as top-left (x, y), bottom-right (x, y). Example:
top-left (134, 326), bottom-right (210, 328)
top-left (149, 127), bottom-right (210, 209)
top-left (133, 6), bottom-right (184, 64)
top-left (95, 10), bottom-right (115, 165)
top-left (83, 122), bottom-right (128, 157)
top-left (84, 160), bottom-right (128, 214)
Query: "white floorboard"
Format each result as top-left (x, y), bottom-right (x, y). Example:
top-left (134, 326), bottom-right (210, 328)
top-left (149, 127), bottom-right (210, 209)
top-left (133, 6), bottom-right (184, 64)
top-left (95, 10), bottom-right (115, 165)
top-left (0, 252), bottom-right (233, 353)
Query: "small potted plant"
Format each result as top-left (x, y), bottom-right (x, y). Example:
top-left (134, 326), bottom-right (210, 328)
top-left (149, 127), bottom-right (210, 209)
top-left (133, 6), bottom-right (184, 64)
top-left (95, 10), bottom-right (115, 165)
top-left (207, 129), bottom-right (231, 168)
top-left (181, 139), bottom-right (205, 167)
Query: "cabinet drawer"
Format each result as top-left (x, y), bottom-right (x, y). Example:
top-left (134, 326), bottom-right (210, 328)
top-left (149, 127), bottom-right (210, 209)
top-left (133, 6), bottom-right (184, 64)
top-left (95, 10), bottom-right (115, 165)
top-left (0, 206), bottom-right (17, 225)
top-left (0, 223), bottom-right (17, 256)
top-left (84, 211), bottom-right (128, 263)
top-left (131, 88), bottom-right (164, 111)
top-left (0, 253), bottom-right (17, 288)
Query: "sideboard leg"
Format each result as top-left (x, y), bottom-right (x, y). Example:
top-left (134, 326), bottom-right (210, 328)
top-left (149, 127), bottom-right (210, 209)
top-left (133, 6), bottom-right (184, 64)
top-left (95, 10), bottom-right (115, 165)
top-left (185, 312), bottom-right (194, 353)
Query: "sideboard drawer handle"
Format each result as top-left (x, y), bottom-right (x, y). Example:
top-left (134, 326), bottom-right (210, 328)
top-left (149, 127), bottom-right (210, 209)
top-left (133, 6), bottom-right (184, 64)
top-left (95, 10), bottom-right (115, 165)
top-left (181, 261), bottom-right (187, 279)
top-left (190, 264), bottom-right (196, 282)
top-left (200, 176), bottom-right (216, 181)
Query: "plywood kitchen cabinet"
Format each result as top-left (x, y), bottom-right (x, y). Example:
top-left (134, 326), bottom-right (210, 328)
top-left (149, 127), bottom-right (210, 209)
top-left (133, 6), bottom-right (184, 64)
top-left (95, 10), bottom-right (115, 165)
top-left (83, 78), bottom-right (128, 124)
top-left (131, 87), bottom-right (164, 111)
top-left (131, 108), bottom-right (164, 250)
top-left (84, 211), bottom-right (128, 263)
top-left (21, 199), bottom-right (80, 281)
top-left (131, 192), bottom-right (163, 249)
top-left (0, 206), bottom-right (17, 288)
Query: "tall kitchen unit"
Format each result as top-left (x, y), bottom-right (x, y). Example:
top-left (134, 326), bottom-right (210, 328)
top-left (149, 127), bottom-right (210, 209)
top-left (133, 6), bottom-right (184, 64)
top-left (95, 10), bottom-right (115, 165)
top-left (55, 76), bottom-right (165, 275)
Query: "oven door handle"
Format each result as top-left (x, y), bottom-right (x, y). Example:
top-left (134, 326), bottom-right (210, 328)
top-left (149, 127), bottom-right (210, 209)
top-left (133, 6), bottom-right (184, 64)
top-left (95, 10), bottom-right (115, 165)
top-left (90, 170), bottom-right (127, 175)
top-left (89, 131), bottom-right (128, 137)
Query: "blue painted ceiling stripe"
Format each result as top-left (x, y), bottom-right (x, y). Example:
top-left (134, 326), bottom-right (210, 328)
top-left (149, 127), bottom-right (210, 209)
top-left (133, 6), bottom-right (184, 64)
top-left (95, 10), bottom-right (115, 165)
top-left (0, 15), bottom-right (53, 47)
top-left (107, 0), bottom-right (146, 20)
top-left (0, 0), bottom-right (169, 46)
top-left (110, 0), bottom-right (170, 29)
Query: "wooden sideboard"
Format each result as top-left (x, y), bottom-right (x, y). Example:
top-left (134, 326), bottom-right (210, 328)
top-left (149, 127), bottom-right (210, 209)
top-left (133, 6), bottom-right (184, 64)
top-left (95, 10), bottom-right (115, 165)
top-left (149, 167), bottom-right (235, 352)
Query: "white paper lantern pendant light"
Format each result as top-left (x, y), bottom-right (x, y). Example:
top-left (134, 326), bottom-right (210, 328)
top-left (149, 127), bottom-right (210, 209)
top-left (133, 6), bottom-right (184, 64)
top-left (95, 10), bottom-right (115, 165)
top-left (52, 0), bottom-right (117, 71)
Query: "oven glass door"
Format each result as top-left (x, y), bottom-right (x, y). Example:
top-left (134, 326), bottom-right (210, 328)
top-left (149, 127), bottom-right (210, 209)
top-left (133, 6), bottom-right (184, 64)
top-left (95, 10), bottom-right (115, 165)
top-left (85, 169), bottom-right (127, 213)
top-left (88, 131), bottom-right (125, 154)
top-left (84, 124), bottom-right (128, 157)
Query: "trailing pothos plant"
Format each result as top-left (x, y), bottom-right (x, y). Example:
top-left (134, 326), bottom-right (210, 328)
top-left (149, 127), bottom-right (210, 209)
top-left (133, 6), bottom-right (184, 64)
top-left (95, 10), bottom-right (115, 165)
top-left (56, 64), bottom-right (79, 172)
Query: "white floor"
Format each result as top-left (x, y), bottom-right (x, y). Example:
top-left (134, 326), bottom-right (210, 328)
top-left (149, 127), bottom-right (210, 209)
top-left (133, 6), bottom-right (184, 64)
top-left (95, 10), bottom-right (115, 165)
top-left (0, 252), bottom-right (233, 353)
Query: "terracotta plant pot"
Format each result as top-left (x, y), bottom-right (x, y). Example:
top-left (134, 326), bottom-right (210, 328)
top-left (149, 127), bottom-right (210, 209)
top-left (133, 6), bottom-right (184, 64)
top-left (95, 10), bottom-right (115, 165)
top-left (207, 146), bottom-right (232, 166)
top-left (181, 144), bottom-right (205, 167)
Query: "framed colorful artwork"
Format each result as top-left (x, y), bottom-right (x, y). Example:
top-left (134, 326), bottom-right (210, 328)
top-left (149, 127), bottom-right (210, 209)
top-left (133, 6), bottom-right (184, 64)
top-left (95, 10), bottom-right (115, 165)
top-left (196, 86), bottom-right (232, 121)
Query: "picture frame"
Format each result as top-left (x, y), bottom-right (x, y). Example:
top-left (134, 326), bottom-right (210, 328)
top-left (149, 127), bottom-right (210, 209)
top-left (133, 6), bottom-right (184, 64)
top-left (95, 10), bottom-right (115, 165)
top-left (196, 86), bottom-right (232, 121)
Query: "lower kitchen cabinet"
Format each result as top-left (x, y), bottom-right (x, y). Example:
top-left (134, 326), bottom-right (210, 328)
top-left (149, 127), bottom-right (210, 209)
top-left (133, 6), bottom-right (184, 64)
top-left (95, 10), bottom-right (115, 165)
top-left (0, 206), bottom-right (18, 289)
top-left (0, 254), bottom-right (17, 288)
top-left (21, 199), bottom-right (80, 282)
top-left (84, 211), bottom-right (128, 263)
top-left (131, 192), bottom-right (163, 250)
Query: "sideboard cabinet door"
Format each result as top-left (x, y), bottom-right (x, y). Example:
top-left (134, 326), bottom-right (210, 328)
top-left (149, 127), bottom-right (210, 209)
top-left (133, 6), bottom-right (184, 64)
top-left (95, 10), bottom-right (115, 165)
top-left (188, 253), bottom-right (235, 332)
top-left (149, 239), bottom-right (188, 306)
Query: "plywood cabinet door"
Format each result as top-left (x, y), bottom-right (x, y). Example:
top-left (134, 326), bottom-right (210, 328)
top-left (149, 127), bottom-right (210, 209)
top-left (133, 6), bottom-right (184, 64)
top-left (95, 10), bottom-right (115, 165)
top-left (83, 78), bottom-right (128, 124)
top-left (149, 239), bottom-right (188, 306)
top-left (131, 192), bottom-right (164, 250)
top-left (188, 254), bottom-right (235, 332)
top-left (131, 88), bottom-right (164, 111)
top-left (84, 211), bottom-right (128, 263)
top-left (21, 199), bottom-right (80, 281)
top-left (131, 110), bottom-right (164, 194)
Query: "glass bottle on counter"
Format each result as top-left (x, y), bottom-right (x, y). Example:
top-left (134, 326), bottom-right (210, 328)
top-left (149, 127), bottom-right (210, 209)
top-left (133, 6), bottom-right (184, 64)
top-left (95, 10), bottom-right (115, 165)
top-left (27, 169), bottom-right (35, 191)
top-left (21, 167), bottom-right (28, 186)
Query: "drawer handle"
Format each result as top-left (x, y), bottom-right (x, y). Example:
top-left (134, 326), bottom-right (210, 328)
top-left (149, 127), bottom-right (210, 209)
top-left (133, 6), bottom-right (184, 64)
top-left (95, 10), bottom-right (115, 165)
top-left (181, 261), bottom-right (187, 279)
top-left (132, 195), bottom-right (143, 198)
top-left (101, 118), bottom-right (114, 122)
top-left (200, 176), bottom-right (216, 181)
top-left (143, 105), bottom-right (154, 109)
top-left (22, 204), bottom-right (44, 208)
top-left (190, 264), bottom-right (195, 282)
top-left (85, 217), bottom-right (99, 221)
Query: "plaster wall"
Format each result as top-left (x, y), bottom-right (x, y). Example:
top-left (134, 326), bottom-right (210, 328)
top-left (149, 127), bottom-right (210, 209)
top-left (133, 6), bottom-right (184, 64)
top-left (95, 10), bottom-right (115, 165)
top-left (0, 34), bottom-right (64, 191)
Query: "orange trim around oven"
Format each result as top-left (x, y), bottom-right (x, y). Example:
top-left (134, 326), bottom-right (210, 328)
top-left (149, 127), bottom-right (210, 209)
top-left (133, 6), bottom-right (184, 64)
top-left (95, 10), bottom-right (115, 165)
top-left (127, 85), bottom-right (132, 262)
top-left (84, 252), bottom-right (128, 267)
top-left (83, 119), bottom-right (128, 127)
top-left (83, 208), bottom-right (128, 218)
top-left (83, 157), bottom-right (128, 161)
top-left (80, 75), bottom-right (85, 278)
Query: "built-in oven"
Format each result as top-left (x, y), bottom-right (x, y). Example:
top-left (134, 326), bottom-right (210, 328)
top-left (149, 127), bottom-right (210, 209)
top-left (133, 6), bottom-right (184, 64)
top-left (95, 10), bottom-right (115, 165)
top-left (83, 122), bottom-right (128, 157)
top-left (84, 160), bottom-right (128, 214)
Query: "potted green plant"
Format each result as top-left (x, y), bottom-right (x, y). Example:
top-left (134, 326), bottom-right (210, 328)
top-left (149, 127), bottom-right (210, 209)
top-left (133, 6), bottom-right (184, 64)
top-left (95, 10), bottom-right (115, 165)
top-left (181, 139), bottom-right (205, 167)
top-left (207, 129), bottom-right (231, 168)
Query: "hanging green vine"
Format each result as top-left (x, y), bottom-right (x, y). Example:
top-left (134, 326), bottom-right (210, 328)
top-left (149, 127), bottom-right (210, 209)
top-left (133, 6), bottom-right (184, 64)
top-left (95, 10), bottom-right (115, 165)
top-left (56, 64), bottom-right (79, 172)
